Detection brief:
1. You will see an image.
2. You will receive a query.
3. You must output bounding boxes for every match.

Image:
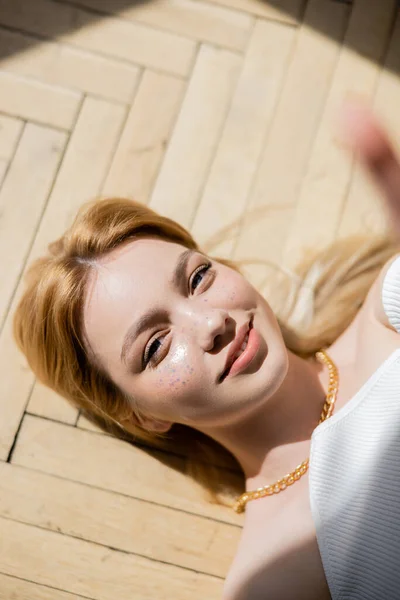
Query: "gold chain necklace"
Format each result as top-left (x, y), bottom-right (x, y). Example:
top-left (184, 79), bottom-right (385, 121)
top-left (233, 348), bottom-right (338, 514)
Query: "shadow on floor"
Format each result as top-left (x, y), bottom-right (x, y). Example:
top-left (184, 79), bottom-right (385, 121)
top-left (0, 0), bottom-right (399, 79)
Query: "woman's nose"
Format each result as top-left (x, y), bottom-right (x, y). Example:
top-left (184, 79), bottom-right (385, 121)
top-left (196, 309), bottom-right (230, 352)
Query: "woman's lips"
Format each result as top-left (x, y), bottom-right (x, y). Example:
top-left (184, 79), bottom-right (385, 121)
top-left (221, 324), bottom-right (261, 380)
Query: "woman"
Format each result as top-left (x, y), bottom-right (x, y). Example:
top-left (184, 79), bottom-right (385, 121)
top-left (12, 103), bottom-right (400, 599)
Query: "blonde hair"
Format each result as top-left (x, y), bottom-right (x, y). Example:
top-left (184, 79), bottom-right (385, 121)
top-left (13, 197), bottom-right (400, 508)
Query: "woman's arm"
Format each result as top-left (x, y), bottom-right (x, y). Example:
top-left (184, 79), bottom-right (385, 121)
top-left (339, 101), bottom-right (400, 241)
top-left (339, 102), bottom-right (400, 334)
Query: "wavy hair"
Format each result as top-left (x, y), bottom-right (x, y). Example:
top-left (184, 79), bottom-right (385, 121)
top-left (13, 197), bottom-right (400, 508)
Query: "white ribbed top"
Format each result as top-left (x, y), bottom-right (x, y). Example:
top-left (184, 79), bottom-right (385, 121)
top-left (309, 255), bottom-right (400, 600)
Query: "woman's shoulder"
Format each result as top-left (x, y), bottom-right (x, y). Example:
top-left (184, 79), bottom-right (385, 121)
top-left (222, 489), bottom-right (331, 600)
top-left (364, 252), bottom-right (400, 334)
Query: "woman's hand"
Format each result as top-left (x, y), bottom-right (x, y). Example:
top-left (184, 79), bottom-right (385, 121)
top-left (338, 100), bottom-right (400, 240)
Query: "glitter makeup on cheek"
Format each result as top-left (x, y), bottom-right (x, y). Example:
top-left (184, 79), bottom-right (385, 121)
top-left (158, 344), bottom-right (195, 390)
top-left (156, 367), bottom-right (184, 389)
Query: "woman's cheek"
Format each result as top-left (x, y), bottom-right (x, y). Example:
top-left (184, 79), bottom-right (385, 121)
top-left (153, 348), bottom-right (196, 392)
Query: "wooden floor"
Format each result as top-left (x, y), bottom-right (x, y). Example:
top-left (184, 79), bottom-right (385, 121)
top-left (1, 0), bottom-right (400, 598)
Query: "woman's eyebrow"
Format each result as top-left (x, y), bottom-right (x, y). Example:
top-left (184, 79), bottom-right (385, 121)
top-left (120, 248), bottom-right (196, 365)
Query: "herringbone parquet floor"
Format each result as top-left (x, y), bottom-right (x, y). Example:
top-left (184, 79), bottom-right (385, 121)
top-left (1, 0), bottom-right (399, 598)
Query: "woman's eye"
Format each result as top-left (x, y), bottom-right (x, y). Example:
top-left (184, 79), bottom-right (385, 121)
top-left (144, 335), bottom-right (167, 368)
top-left (143, 262), bottom-right (213, 369)
top-left (190, 262), bottom-right (212, 292)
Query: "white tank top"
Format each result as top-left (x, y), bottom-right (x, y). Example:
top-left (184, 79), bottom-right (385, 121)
top-left (309, 255), bottom-right (400, 600)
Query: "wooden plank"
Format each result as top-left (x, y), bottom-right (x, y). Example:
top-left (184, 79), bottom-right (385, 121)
top-left (149, 44), bottom-right (241, 228)
top-left (26, 97), bottom-right (126, 244)
top-left (0, 71), bottom-right (81, 129)
top-left (56, 0), bottom-right (253, 52)
top-left (12, 415), bottom-right (244, 526)
top-left (338, 8), bottom-right (400, 239)
top-left (0, 159), bottom-right (7, 188)
top-left (232, 0), bottom-right (350, 290)
top-left (76, 413), bottom-right (101, 432)
top-left (0, 98), bottom-right (126, 460)
top-left (281, 0), bottom-right (397, 271)
top-left (26, 381), bottom-right (77, 424)
top-left (0, 573), bottom-right (88, 600)
top-left (0, 462), bottom-right (241, 577)
top-left (103, 70), bottom-right (186, 202)
top-left (0, 27), bottom-right (140, 103)
top-left (0, 115), bottom-right (22, 187)
top-left (0, 0), bottom-right (196, 77)
top-left (0, 123), bottom-right (67, 330)
top-left (0, 114), bottom-right (23, 160)
top-left (191, 19), bottom-right (296, 258)
top-left (0, 516), bottom-right (223, 600)
top-left (204, 0), bottom-right (304, 22)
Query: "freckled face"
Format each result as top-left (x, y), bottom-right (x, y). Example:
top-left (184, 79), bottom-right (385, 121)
top-left (83, 237), bottom-right (288, 429)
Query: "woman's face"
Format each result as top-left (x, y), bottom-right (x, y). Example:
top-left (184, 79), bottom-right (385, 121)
top-left (83, 236), bottom-right (288, 431)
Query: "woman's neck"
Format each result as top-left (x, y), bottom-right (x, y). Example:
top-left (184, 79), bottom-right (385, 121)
top-left (200, 350), bottom-right (331, 491)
